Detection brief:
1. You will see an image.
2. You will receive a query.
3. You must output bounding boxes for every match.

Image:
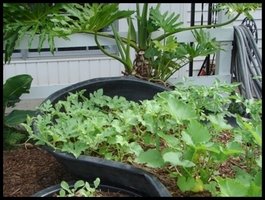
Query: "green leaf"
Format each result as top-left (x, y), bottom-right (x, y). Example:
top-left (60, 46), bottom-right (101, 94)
top-left (186, 120), bottom-right (211, 145)
top-left (4, 110), bottom-right (36, 126)
top-left (157, 132), bottom-right (180, 149)
top-left (207, 114), bottom-right (232, 130)
top-left (150, 6), bottom-right (183, 33)
top-left (136, 149), bottom-right (164, 168)
top-left (256, 155), bottom-right (262, 168)
top-left (247, 183), bottom-right (261, 197)
top-left (3, 128), bottom-right (27, 149)
top-left (129, 142), bottom-right (143, 156)
top-left (73, 141), bottom-right (88, 158)
top-left (177, 176), bottom-right (196, 192)
top-left (167, 98), bottom-right (197, 121)
top-left (153, 36), bottom-right (178, 53)
top-left (204, 181), bottom-right (218, 196)
top-left (181, 132), bottom-right (194, 146)
top-left (74, 180), bottom-right (85, 190)
top-left (222, 141), bottom-right (243, 155)
top-left (59, 189), bottom-right (66, 197)
top-left (215, 177), bottom-right (248, 196)
top-left (163, 151), bottom-right (195, 167)
top-left (93, 178), bottom-right (100, 188)
top-left (60, 181), bottom-right (71, 193)
top-left (3, 74), bottom-right (33, 108)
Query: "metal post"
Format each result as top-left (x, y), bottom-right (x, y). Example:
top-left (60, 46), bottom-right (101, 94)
top-left (189, 3), bottom-right (195, 77)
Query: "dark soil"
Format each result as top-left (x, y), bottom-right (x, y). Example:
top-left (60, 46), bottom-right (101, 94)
top-left (3, 144), bottom-right (212, 197)
top-left (3, 145), bottom-right (136, 197)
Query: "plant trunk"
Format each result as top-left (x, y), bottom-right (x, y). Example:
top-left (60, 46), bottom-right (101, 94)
top-left (132, 50), bottom-right (151, 78)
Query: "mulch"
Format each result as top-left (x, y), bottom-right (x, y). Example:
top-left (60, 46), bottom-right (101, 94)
top-left (3, 145), bottom-right (76, 197)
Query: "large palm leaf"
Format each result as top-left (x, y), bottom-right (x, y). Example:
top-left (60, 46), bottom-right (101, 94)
top-left (3, 3), bottom-right (134, 63)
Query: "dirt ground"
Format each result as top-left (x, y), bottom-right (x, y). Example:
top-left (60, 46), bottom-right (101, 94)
top-left (3, 144), bottom-right (213, 197)
top-left (3, 145), bottom-right (77, 197)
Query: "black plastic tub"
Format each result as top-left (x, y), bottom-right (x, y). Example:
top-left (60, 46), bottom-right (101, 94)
top-left (32, 181), bottom-right (142, 197)
top-left (42, 146), bottom-right (171, 197)
top-left (44, 76), bottom-right (170, 104)
top-left (34, 76), bottom-right (171, 197)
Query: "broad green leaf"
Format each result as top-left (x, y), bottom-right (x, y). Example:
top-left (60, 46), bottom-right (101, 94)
top-left (4, 110), bottom-right (36, 126)
top-left (136, 149), bottom-right (164, 168)
top-left (254, 171), bottom-right (262, 187)
top-left (59, 189), bottom-right (66, 197)
top-left (73, 141), bottom-right (89, 158)
top-left (181, 132), bottom-right (194, 146)
top-left (186, 120), bottom-right (211, 145)
top-left (167, 98), bottom-right (197, 121)
top-left (191, 178), bottom-right (204, 192)
top-left (177, 176), bottom-right (196, 192)
top-left (204, 181), bottom-right (218, 196)
top-left (215, 177), bottom-right (248, 197)
top-left (222, 141), bottom-right (243, 155)
top-left (115, 135), bottom-right (129, 146)
top-left (129, 142), bottom-right (143, 156)
top-left (157, 132), bottom-right (180, 149)
top-left (60, 181), bottom-right (71, 193)
top-left (207, 114), bottom-right (232, 129)
top-left (74, 180), bottom-right (85, 190)
top-left (163, 151), bottom-right (195, 167)
top-left (247, 183), bottom-right (261, 197)
top-left (3, 74), bottom-right (33, 108)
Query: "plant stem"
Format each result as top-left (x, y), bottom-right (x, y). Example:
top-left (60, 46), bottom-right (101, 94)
top-left (76, 30), bottom-right (139, 51)
top-left (139, 3), bottom-right (148, 50)
top-left (154, 13), bottom-right (241, 41)
top-left (94, 32), bottom-right (131, 73)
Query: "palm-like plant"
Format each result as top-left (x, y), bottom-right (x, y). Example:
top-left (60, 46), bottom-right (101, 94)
top-left (3, 3), bottom-right (261, 82)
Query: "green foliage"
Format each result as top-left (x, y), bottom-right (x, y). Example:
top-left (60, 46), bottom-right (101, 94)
top-left (22, 81), bottom-right (261, 197)
top-left (3, 128), bottom-right (27, 150)
top-left (3, 74), bottom-right (33, 108)
top-left (149, 5), bottom-right (183, 33)
top-left (4, 110), bottom-right (36, 127)
top-left (136, 149), bottom-right (164, 168)
top-left (3, 3), bottom-right (134, 64)
top-left (3, 74), bottom-right (36, 148)
top-left (216, 3), bottom-right (261, 19)
top-left (4, 3), bottom-right (261, 81)
top-left (58, 178), bottom-right (100, 197)
top-left (3, 3), bottom-right (66, 63)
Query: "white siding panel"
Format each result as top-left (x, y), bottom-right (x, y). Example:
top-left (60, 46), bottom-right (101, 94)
top-left (36, 62), bottom-right (49, 85)
top-left (25, 62), bottom-right (39, 85)
top-left (79, 60), bottom-right (91, 81)
top-left (69, 61), bottom-right (80, 83)
top-left (89, 60), bottom-right (101, 78)
top-left (58, 61), bottom-right (69, 84)
top-left (47, 62), bottom-right (59, 85)
top-left (15, 63), bottom-right (27, 75)
top-left (3, 64), bottom-right (16, 81)
top-left (110, 60), bottom-right (123, 76)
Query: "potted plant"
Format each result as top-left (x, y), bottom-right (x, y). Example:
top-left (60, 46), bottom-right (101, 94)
top-left (3, 3), bottom-right (261, 83)
top-left (32, 178), bottom-right (161, 197)
top-left (22, 81), bottom-right (262, 197)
